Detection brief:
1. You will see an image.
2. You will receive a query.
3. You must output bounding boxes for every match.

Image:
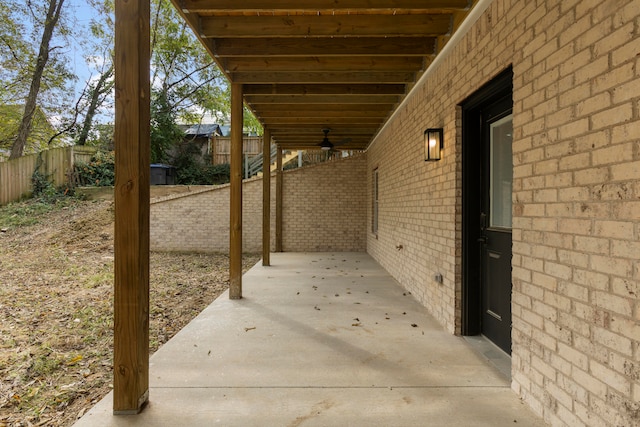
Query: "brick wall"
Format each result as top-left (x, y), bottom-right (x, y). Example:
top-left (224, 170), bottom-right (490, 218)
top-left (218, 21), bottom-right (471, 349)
top-left (282, 153), bottom-right (367, 252)
top-left (150, 153), bottom-right (367, 253)
top-left (367, 0), bottom-right (639, 425)
top-left (150, 179), bottom-right (274, 253)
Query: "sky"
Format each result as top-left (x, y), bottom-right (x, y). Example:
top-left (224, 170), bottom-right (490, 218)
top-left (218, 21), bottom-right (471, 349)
top-left (67, 0), bottom-right (102, 99)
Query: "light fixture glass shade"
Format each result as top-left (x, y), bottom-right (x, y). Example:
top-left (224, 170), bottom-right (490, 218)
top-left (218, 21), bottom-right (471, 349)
top-left (320, 137), bottom-right (333, 151)
top-left (424, 128), bottom-right (443, 161)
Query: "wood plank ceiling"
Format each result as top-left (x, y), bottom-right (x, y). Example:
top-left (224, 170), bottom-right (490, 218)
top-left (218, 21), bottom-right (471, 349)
top-left (173, 0), bottom-right (474, 151)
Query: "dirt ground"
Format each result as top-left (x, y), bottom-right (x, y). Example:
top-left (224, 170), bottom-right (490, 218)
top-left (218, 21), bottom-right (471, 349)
top-left (0, 199), bottom-right (260, 426)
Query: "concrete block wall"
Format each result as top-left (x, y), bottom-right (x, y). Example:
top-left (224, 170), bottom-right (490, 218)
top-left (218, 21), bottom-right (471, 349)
top-left (367, 0), bottom-right (639, 425)
top-left (150, 153), bottom-right (367, 253)
top-left (282, 153), bottom-right (367, 252)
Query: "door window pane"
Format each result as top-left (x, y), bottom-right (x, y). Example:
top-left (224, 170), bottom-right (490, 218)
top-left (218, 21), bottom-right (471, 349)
top-left (490, 115), bottom-right (513, 229)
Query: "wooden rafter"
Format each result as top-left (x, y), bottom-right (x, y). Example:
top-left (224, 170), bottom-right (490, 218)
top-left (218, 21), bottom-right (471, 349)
top-left (245, 94), bottom-right (401, 104)
top-left (171, 0), bottom-right (474, 151)
top-left (243, 84), bottom-right (407, 95)
top-left (231, 71), bottom-right (416, 84)
top-left (180, 0), bottom-right (471, 13)
top-left (200, 15), bottom-right (452, 38)
top-left (211, 37), bottom-right (436, 57)
top-left (220, 56), bottom-right (425, 73)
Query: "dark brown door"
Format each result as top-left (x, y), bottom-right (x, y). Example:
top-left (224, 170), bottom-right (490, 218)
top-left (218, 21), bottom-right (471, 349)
top-left (479, 98), bottom-right (513, 354)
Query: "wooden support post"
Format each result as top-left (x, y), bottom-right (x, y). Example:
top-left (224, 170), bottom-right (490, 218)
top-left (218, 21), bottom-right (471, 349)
top-left (262, 128), bottom-right (271, 266)
top-left (229, 83), bottom-right (243, 299)
top-left (275, 146), bottom-right (283, 252)
top-left (113, 0), bottom-right (150, 414)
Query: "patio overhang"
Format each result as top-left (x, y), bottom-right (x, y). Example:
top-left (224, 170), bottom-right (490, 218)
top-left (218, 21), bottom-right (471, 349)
top-left (171, 0), bottom-right (475, 152)
top-left (112, 0), bottom-right (479, 414)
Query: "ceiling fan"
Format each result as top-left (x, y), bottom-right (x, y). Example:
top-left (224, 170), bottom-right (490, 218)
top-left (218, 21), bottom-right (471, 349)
top-left (319, 128), bottom-right (351, 151)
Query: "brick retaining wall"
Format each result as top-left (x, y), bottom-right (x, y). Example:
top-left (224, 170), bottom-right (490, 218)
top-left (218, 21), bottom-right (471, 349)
top-left (150, 153), bottom-right (367, 253)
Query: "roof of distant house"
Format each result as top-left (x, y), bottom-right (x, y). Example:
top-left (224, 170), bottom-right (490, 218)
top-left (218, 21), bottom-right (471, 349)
top-left (0, 105), bottom-right (58, 157)
top-left (183, 123), bottom-right (224, 138)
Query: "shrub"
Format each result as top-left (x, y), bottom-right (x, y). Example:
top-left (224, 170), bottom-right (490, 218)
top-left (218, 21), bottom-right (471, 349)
top-left (30, 153), bottom-right (72, 203)
top-left (172, 141), bottom-right (230, 185)
top-left (74, 151), bottom-right (115, 187)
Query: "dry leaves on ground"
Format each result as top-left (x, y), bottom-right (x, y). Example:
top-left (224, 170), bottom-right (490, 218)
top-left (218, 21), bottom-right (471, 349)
top-left (0, 199), bottom-right (259, 426)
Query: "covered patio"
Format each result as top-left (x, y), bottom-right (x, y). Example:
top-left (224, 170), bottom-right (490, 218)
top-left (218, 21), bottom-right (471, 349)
top-left (77, 253), bottom-right (542, 426)
top-left (105, 0), bottom-right (640, 423)
top-left (111, 0), bottom-right (489, 416)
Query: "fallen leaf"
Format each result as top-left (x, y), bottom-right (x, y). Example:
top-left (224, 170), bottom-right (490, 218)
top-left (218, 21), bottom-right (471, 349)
top-left (67, 355), bottom-right (83, 365)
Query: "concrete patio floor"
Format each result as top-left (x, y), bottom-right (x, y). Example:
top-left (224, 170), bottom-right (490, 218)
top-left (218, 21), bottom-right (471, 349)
top-left (75, 252), bottom-right (544, 426)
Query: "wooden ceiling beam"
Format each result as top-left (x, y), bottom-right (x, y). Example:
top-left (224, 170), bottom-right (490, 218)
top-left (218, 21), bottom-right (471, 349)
top-left (168, 2), bottom-right (476, 146)
top-left (199, 15), bottom-right (452, 38)
top-left (257, 110), bottom-right (389, 118)
top-left (274, 136), bottom-right (371, 142)
top-left (261, 117), bottom-right (384, 125)
top-left (270, 133), bottom-right (377, 139)
top-left (245, 94), bottom-right (400, 104)
top-left (221, 56), bottom-right (424, 73)
top-left (268, 125), bottom-right (379, 132)
top-left (180, 0), bottom-right (470, 13)
top-left (251, 103), bottom-right (392, 112)
top-left (211, 37), bottom-right (435, 57)
top-left (275, 142), bottom-right (368, 150)
top-left (232, 71), bottom-right (415, 84)
top-left (243, 84), bottom-right (406, 95)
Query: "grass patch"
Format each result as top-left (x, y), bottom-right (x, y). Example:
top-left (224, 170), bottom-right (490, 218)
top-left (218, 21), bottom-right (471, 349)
top-left (0, 198), bottom-right (81, 228)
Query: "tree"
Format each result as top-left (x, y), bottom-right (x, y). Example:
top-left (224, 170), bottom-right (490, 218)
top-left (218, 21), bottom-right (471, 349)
top-left (9, 0), bottom-right (67, 159)
top-left (148, 0), bottom-right (229, 147)
top-left (76, 62), bottom-right (114, 146)
top-left (0, 7), bottom-right (32, 101)
top-left (75, 0), bottom-right (115, 146)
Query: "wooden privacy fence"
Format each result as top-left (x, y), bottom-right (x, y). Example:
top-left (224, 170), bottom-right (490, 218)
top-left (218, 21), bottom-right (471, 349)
top-left (212, 136), bottom-right (262, 165)
top-left (0, 146), bottom-right (96, 205)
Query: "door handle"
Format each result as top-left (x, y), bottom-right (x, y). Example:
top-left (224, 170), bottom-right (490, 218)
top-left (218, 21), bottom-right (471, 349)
top-left (477, 235), bottom-right (488, 244)
top-left (480, 212), bottom-right (487, 231)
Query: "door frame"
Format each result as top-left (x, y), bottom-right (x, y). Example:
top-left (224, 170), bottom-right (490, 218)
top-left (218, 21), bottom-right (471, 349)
top-left (461, 67), bottom-right (513, 336)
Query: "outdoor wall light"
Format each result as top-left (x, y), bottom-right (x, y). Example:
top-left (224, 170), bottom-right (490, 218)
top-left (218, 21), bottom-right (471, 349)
top-left (424, 128), bottom-right (443, 161)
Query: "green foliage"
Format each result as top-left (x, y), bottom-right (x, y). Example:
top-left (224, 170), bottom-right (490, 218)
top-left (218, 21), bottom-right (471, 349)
top-left (81, 123), bottom-right (114, 151)
top-left (0, 0), bottom-right (76, 142)
top-left (151, 90), bottom-right (184, 163)
top-left (0, 105), bottom-right (59, 157)
top-left (27, 352), bottom-right (62, 378)
top-left (31, 169), bottom-right (58, 200)
top-left (28, 153), bottom-right (73, 203)
top-left (172, 141), bottom-right (230, 185)
top-left (243, 107), bottom-right (263, 136)
top-left (74, 150), bottom-right (115, 187)
top-left (0, 197), bottom-right (81, 228)
top-left (150, 0), bottom-right (229, 130)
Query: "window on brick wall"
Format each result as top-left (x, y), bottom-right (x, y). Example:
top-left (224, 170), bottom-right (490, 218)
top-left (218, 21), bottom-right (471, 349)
top-left (372, 168), bottom-right (379, 235)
